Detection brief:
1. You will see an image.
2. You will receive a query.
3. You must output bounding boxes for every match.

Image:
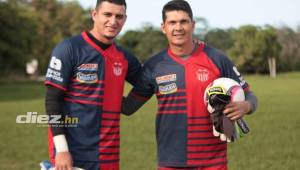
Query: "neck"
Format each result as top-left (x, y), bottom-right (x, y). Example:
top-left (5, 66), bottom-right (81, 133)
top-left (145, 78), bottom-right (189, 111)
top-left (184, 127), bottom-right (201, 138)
top-left (90, 29), bottom-right (113, 45)
top-left (169, 41), bottom-right (195, 57)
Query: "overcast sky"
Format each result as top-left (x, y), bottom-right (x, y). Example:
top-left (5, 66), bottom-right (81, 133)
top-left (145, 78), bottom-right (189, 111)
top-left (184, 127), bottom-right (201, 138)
top-left (75, 0), bottom-right (300, 32)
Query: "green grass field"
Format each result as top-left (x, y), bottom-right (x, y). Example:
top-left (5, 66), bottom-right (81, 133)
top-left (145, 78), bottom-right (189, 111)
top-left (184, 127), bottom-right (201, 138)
top-left (0, 72), bottom-right (299, 170)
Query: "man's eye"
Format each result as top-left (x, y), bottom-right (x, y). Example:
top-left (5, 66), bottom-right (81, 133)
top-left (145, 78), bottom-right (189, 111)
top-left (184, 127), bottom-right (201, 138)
top-left (103, 13), bottom-right (112, 17)
top-left (181, 20), bottom-right (189, 24)
top-left (116, 15), bottom-right (124, 20)
top-left (169, 21), bottom-right (176, 25)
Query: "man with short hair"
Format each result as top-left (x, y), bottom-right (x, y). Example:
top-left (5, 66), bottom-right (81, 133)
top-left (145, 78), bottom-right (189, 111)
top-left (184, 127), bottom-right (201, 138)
top-left (45, 0), bottom-right (141, 169)
top-left (122, 0), bottom-right (257, 169)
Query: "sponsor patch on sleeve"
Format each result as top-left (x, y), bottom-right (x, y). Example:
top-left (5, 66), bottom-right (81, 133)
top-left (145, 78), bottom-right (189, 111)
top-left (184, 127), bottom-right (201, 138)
top-left (46, 68), bottom-right (63, 82)
top-left (233, 66), bottom-right (246, 86)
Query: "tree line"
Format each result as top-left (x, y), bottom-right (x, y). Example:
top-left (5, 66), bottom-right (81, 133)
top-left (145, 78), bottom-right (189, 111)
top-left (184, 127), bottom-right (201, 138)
top-left (0, 0), bottom-right (90, 76)
top-left (1, 0), bottom-right (300, 78)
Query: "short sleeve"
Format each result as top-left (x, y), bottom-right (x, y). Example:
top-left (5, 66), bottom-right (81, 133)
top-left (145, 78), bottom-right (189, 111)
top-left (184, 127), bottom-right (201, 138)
top-left (45, 40), bottom-right (74, 91)
top-left (220, 54), bottom-right (249, 90)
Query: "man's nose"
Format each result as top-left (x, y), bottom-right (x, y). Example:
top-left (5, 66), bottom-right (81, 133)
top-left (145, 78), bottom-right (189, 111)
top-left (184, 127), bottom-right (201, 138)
top-left (108, 16), bottom-right (118, 26)
top-left (174, 23), bottom-right (183, 31)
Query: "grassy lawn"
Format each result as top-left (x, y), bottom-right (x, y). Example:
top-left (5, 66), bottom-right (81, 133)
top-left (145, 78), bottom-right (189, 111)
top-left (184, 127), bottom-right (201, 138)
top-left (0, 72), bottom-right (299, 170)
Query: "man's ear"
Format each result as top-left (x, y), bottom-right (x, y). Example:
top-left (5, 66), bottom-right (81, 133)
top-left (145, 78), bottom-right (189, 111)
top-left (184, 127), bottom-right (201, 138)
top-left (161, 23), bottom-right (166, 34)
top-left (91, 9), bottom-right (97, 22)
top-left (124, 14), bottom-right (127, 23)
top-left (192, 20), bottom-right (196, 30)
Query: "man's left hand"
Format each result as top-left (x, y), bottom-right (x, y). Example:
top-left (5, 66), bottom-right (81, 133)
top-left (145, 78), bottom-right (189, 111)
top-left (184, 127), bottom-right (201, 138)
top-left (224, 101), bottom-right (251, 120)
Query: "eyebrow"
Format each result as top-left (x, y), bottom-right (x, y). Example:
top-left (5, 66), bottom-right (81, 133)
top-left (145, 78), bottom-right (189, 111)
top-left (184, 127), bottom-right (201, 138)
top-left (167, 19), bottom-right (190, 23)
top-left (102, 11), bottom-right (125, 16)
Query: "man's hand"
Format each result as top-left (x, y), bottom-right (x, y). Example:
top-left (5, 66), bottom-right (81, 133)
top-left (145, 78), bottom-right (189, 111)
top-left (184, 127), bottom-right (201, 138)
top-left (193, 39), bottom-right (204, 46)
top-left (224, 101), bottom-right (251, 120)
top-left (55, 152), bottom-right (73, 170)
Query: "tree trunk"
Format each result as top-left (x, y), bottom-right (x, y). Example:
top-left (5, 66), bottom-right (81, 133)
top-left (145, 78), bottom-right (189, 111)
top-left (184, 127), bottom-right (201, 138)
top-left (268, 57), bottom-right (276, 78)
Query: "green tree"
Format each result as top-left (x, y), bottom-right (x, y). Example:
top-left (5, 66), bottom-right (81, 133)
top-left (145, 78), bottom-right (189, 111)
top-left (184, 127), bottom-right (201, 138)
top-left (118, 30), bottom-right (142, 53)
top-left (276, 27), bottom-right (300, 71)
top-left (118, 26), bottom-right (167, 62)
top-left (229, 25), bottom-right (282, 76)
top-left (0, 1), bottom-right (37, 75)
top-left (29, 0), bottom-right (89, 74)
top-left (256, 26), bottom-right (281, 77)
top-left (228, 25), bottom-right (261, 73)
top-left (0, 0), bottom-right (89, 76)
top-left (204, 28), bottom-right (235, 52)
top-left (194, 17), bottom-right (209, 40)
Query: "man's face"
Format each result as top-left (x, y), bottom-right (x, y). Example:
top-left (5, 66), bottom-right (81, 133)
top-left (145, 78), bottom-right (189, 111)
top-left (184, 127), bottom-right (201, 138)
top-left (161, 10), bottom-right (195, 47)
top-left (92, 1), bottom-right (127, 43)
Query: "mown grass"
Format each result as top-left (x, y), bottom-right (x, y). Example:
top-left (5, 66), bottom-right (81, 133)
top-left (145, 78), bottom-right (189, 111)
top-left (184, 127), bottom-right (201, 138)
top-left (0, 72), bottom-right (299, 170)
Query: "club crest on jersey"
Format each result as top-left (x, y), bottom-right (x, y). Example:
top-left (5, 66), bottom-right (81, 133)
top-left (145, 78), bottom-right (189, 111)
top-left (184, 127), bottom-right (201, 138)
top-left (113, 62), bottom-right (123, 76)
top-left (159, 83), bottom-right (178, 94)
top-left (76, 72), bottom-right (98, 83)
top-left (196, 69), bottom-right (209, 82)
top-left (77, 63), bottom-right (98, 71)
top-left (156, 74), bottom-right (177, 84)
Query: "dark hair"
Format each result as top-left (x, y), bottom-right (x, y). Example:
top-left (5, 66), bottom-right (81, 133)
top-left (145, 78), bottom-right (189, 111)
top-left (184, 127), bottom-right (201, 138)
top-left (96, 0), bottom-right (127, 9)
top-left (162, 0), bottom-right (193, 22)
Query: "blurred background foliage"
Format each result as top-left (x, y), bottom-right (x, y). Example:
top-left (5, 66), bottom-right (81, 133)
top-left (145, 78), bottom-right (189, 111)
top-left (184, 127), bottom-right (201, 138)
top-left (1, 0), bottom-right (300, 79)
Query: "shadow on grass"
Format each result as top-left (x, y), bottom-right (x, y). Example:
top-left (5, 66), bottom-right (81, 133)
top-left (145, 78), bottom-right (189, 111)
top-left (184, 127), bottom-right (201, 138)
top-left (0, 82), bottom-right (45, 102)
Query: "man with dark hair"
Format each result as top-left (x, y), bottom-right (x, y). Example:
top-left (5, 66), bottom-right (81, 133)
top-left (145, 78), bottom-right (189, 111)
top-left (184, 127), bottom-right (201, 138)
top-left (96, 0), bottom-right (126, 8)
top-left (162, 0), bottom-right (193, 22)
top-left (122, 0), bottom-right (257, 169)
top-left (45, 0), bottom-right (141, 169)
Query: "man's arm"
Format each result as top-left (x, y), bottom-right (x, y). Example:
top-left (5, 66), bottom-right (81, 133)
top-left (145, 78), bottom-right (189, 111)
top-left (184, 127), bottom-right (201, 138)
top-left (224, 90), bottom-right (258, 120)
top-left (45, 86), bottom-right (65, 136)
top-left (244, 90), bottom-right (258, 114)
top-left (122, 60), bottom-right (155, 116)
top-left (45, 39), bottom-right (75, 169)
top-left (121, 91), bottom-right (150, 116)
top-left (45, 85), bottom-right (73, 169)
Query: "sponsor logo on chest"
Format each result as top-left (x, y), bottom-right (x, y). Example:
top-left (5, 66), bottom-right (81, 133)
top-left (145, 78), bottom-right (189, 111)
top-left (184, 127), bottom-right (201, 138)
top-left (76, 72), bottom-right (98, 83)
top-left (77, 63), bottom-right (98, 71)
top-left (156, 74), bottom-right (177, 84)
top-left (156, 74), bottom-right (178, 94)
top-left (159, 83), bottom-right (178, 95)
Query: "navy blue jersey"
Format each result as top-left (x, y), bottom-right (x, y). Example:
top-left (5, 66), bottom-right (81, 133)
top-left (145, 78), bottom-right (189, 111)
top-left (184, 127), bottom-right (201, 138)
top-left (45, 32), bottom-right (141, 169)
top-left (132, 44), bottom-right (249, 168)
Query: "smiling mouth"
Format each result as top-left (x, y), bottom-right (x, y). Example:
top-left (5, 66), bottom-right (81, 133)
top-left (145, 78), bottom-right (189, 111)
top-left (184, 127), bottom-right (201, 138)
top-left (106, 27), bottom-right (118, 31)
top-left (174, 34), bottom-right (184, 37)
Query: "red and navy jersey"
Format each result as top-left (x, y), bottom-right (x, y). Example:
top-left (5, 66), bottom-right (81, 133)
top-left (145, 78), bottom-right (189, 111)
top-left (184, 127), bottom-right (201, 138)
top-left (132, 43), bottom-right (249, 168)
top-left (45, 32), bottom-right (141, 168)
